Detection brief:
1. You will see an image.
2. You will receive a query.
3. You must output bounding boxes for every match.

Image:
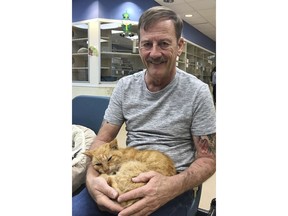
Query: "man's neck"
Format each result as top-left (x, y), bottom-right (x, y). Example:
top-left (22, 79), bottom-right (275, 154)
top-left (144, 70), bottom-right (176, 92)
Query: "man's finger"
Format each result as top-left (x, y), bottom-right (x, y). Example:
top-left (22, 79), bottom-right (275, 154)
top-left (132, 171), bottom-right (157, 183)
top-left (95, 177), bottom-right (118, 199)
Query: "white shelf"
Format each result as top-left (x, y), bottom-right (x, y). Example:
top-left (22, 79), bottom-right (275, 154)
top-left (72, 19), bottom-right (215, 85)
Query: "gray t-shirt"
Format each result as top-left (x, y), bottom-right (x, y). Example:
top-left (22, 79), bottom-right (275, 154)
top-left (104, 68), bottom-right (216, 172)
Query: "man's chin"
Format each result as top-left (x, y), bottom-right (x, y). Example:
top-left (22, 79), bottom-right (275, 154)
top-left (148, 62), bottom-right (166, 70)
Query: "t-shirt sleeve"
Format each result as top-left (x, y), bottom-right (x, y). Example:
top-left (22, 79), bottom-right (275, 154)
top-left (191, 84), bottom-right (216, 136)
top-left (104, 79), bottom-right (125, 126)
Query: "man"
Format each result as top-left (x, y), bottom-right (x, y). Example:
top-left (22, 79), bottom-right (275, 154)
top-left (73, 6), bottom-right (216, 216)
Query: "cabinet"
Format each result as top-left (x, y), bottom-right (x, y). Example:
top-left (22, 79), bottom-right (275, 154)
top-left (100, 20), bottom-right (144, 82)
top-left (177, 40), bottom-right (215, 85)
top-left (72, 23), bottom-right (89, 82)
top-left (72, 19), bottom-right (215, 86)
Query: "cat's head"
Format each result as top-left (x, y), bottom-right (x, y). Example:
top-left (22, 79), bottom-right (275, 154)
top-left (83, 139), bottom-right (123, 174)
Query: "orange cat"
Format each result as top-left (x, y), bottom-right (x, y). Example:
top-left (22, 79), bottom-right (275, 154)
top-left (84, 139), bottom-right (176, 207)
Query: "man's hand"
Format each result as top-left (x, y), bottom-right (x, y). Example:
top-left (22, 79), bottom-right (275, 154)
top-left (86, 173), bottom-right (124, 214)
top-left (84, 121), bottom-right (123, 214)
top-left (117, 171), bottom-right (177, 216)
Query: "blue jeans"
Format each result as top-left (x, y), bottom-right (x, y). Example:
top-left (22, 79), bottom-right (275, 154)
top-left (72, 187), bottom-right (198, 216)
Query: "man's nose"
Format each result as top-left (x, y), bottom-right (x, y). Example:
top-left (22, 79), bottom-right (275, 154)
top-left (149, 44), bottom-right (162, 57)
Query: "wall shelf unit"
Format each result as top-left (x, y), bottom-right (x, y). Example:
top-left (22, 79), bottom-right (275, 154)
top-left (72, 23), bottom-right (89, 82)
top-left (72, 19), bottom-right (215, 87)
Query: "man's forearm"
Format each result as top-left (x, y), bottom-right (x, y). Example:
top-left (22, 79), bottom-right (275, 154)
top-left (170, 157), bottom-right (216, 196)
top-left (89, 121), bottom-right (122, 151)
top-left (89, 137), bottom-right (107, 150)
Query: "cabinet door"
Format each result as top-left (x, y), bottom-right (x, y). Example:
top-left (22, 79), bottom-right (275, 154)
top-left (100, 21), bottom-right (144, 83)
top-left (72, 23), bottom-right (89, 82)
top-left (186, 41), bottom-right (215, 84)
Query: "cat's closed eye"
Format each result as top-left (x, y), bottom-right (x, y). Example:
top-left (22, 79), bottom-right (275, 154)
top-left (108, 156), bottom-right (112, 161)
top-left (95, 162), bottom-right (102, 166)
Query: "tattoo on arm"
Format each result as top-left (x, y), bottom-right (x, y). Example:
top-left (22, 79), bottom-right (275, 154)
top-left (197, 133), bottom-right (216, 157)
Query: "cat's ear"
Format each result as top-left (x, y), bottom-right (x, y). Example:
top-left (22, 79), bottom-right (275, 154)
top-left (83, 150), bottom-right (93, 158)
top-left (109, 139), bottom-right (118, 150)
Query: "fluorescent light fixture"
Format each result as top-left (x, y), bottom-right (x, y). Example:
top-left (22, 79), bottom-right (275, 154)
top-left (185, 14), bottom-right (193, 17)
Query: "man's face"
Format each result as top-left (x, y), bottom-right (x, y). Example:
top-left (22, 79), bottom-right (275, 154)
top-left (139, 20), bottom-right (184, 81)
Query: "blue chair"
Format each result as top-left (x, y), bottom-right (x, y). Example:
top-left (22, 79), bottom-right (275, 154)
top-left (72, 95), bottom-right (110, 134)
top-left (72, 95), bottom-right (110, 196)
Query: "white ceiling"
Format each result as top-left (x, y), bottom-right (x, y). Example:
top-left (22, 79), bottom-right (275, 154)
top-left (154, 0), bottom-right (216, 41)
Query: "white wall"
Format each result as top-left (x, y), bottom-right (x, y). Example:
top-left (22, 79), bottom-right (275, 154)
top-left (72, 86), bottom-right (114, 98)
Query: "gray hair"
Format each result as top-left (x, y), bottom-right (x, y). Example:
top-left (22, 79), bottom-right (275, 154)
top-left (138, 6), bottom-right (183, 41)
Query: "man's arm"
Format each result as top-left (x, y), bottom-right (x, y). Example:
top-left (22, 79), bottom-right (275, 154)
top-left (149, 132), bottom-right (216, 202)
top-left (175, 133), bottom-right (216, 193)
top-left (85, 121), bottom-right (124, 214)
top-left (117, 133), bottom-right (216, 216)
top-left (89, 120), bottom-right (122, 150)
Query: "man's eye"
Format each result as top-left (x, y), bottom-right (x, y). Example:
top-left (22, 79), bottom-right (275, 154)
top-left (142, 43), bottom-right (152, 49)
top-left (159, 41), bottom-right (170, 49)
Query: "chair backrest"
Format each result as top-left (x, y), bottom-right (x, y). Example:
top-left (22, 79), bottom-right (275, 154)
top-left (72, 95), bottom-right (110, 134)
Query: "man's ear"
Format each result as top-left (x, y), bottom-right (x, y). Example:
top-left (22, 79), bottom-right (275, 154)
top-left (177, 37), bottom-right (185, 56)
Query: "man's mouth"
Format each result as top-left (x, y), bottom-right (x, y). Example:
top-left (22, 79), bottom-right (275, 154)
top-left (147, 58), bottom-right (166, 65)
